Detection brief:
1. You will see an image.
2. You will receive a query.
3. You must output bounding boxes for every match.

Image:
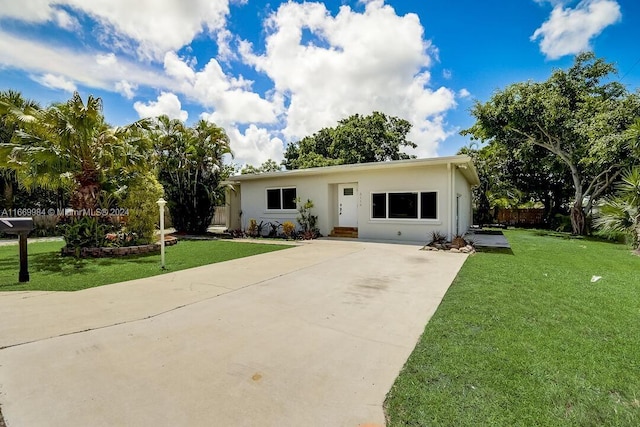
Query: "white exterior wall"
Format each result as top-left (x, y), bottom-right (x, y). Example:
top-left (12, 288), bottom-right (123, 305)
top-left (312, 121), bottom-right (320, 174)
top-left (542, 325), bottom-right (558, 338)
top-left (237, 163), bottom-right (470, 242)
top-left (455, 168), bottom-right (473, 235)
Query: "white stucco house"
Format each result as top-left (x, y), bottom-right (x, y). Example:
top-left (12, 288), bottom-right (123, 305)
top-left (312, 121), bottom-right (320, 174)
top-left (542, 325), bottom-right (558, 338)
top-left (224, 155), bottom-right (480, 243)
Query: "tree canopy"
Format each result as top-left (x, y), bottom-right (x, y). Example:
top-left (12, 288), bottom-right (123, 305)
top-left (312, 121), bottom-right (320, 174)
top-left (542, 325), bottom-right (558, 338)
top-left (241, 159), bottom-right (281, 174)
top-left (462, 52), bottom-right (640, 234)
top-left (283, 111), bottom-right (416, 169)
top-left (153, 115), bottom-right (232, 234)
top-left (0, 91), bottom-right (153, 210)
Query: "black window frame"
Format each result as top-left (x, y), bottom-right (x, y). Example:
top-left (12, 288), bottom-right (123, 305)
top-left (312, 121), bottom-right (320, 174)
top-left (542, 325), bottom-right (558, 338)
top-left (266, 187), bottom-right (297, 211)
top-left (370, 191), bottom-right (438, 220)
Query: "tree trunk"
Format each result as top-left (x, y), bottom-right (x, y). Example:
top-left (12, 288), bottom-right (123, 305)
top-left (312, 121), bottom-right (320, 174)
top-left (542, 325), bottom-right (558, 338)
top-left (3, 180), bottom-right (13, 209)
top-left (570, 202), bottom-right (586, 235)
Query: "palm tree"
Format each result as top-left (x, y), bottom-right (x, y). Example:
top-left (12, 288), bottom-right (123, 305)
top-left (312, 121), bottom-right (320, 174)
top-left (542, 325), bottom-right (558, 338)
top-left (0, 92), bottom-right (152, 210)
top-left (0, 90), bottom-right (41, 208)
top-left (154, 115), bottom-right (232, 233)
top-left (595, 167), bottom-right (640, 252)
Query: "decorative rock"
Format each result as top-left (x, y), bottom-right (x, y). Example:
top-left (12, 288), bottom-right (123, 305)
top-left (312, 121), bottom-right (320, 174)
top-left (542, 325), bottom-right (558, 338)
top-left (450, 248), bottom-right (460, 253)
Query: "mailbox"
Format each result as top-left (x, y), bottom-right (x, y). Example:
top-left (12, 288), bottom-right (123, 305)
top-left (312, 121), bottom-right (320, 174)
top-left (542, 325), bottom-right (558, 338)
top-left (0, 217), bottom-right (34, 234)
top-left (0, 217), bottom-right (35, 282)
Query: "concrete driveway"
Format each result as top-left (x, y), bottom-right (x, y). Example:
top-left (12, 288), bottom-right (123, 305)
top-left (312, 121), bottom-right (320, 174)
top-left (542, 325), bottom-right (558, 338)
top-left (0, 239), bottom-right (467, 427)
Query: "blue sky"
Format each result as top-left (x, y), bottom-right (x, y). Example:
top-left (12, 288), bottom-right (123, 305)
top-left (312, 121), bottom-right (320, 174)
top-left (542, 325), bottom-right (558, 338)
top-left (0, 0), bottom-right (637, 167)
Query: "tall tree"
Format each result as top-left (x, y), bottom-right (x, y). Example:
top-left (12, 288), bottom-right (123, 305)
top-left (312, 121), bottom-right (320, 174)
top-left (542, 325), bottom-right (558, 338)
top-left (463, 53), bottom-right (640, 234)
top-left (241, 159), bottom-right (282, 174)
top-left (283, 111), bottom-right (416, 169)
top-left (0, 92), bottom-right (153, 210)
top-left (0, 90), bottom-right (42, 208)
top-left (154, 116), bottom-right (232, 234)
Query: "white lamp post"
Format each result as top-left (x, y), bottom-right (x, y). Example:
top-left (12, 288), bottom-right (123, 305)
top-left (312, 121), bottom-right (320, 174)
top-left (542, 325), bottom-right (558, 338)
top-left (157, 198), bottom-right (167, 269)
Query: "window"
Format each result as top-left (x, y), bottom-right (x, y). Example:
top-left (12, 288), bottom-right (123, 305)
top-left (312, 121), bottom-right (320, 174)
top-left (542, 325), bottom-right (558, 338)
top-left (372, 193), bottom-right (386, 218)
top-left (371, 191), bottom-right (437, 220)
top-left (266, 187), bottom-right (297, 210)
top-left (420, 192), bottom-right (437, 219)
top-left (389, 192), bottom-right (418, 219)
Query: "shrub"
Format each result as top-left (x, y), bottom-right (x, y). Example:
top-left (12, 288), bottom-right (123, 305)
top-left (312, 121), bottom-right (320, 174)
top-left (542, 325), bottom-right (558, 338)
top-left (60, 216), bottom-right (117, 255)
top-left (122, 173), bottom-right (164, 244)
top-left (32, 214), bottom-right (60, 237)
top-left (282, 221), bottom-right (295, 238)
top-left (296, 198), bottom-right (319, 239)
top-left (429, 230), bottom-right (447, 245)
top-left (247, 218), bottom-right (258, 237)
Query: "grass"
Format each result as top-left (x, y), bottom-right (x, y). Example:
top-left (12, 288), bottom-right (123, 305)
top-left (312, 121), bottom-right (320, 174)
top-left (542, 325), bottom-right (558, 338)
top-left (385, 229), bottom-right (640, 426)
top-left (0, 239), bottom-right (291, 292)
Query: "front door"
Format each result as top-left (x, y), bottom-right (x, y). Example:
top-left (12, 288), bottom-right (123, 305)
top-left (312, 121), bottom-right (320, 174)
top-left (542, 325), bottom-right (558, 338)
top-left (338, 183), bottom-right (358, 227)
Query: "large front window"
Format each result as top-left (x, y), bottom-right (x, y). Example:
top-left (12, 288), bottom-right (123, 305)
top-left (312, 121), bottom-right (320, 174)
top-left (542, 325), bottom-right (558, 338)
top-left (371, 191), bottom-right (437, 220)
top-left (267, 187), bottom-right (297, 210)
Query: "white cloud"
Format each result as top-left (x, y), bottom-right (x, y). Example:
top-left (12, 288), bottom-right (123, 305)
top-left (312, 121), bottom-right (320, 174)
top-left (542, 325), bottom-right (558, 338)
top-left (53, 9), bottom-right (80, 31)
top-left (458, 88), bottom-right (471, 98)
top-left (115, 80), bottom-right (137, 99)
top-left (0, 0), bottom-right (232, 60)
top-left (531, 0), bottom-right (622, 59)
top-left (33, 73), bottom-right (77, 92)
top-left (221, 124), bottom-right (284, 167)
top-left (133, 92), bottom-right (188, 121)
top-left (0, 29), bottom-right (173, 92)
top-left (442, 69), bottom-right (452, 80)
top-left (165, 52), bottom-right (279, 125)
top-left (241, 1), bottom-right (456, 156)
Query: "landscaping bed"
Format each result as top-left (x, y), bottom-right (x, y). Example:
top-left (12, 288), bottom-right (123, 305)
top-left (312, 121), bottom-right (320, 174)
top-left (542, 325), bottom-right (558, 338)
top-left (60, 236), bottom-right (178, 258)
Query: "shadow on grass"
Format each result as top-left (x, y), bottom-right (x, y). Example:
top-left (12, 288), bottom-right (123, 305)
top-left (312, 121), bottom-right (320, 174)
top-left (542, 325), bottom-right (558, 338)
top-left (7, 251), bottom-right (159, 276)
top-left (475, 247), bottom-right (514, 255)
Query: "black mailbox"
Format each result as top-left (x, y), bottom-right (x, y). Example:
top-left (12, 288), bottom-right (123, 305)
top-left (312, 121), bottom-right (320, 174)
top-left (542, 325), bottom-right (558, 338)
top-left (0, 217), bottom-right (35, 282)
top-left (0, 217), bottom-right (34, 234)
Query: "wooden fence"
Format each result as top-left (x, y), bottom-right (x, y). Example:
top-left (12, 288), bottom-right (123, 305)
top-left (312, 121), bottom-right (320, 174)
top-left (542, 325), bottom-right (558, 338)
top-left (211, 205), bottom-right (227, 226)
top-left (496, 208), bottom-right (545, 227)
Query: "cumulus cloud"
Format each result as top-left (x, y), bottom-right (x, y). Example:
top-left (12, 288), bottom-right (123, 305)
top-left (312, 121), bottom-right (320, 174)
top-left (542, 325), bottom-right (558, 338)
top-left (134, 92), bottom-right (188, 121)
top-left (458, 88), bottom-right (471, 98)
top-left (531, 0), bottom-right (621, 59)
top-left (221, 124), bottom-right (285, 167)
top-left (0, 0), bottom-right (232, 60)
top-left (241, 1), bottom-right (456, 157)
top-left (164, 52), bottom-right (279, 125)
top-left (33, 73), bottom-right (77, 92)
top-left (115, 80), bottom-right (137, 99)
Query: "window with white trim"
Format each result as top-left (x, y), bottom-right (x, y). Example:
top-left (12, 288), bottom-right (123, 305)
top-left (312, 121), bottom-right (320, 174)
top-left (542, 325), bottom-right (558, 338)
top-left (371, 191), bottom-right (437, 220)
top-left (266, 187), bottom-right (297, 210)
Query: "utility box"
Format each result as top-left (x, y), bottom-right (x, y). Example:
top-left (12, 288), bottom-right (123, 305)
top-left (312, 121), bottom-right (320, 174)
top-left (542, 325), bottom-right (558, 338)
top-left (0, 217), bottom-right (35, 282)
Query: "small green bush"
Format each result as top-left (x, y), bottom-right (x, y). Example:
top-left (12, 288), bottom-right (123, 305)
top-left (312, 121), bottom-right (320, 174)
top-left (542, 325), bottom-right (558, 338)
top-left (122, 173), bottom-right (164, 244)
top-left (60, 216), bottom-right (116, 254)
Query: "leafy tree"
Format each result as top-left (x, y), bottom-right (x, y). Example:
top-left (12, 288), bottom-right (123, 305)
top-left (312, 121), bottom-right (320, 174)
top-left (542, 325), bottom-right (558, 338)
top-left (462, 53), bottom-right (640, 235)
top-left (460, 142), bottom-right (573, 226)
top-left (283, 111), bottom-right (416, 169)
top-left (241, 159), bottom-right (282, 174)
top-left (0, 90), bottom-right (62, 210)
top-left (154, 115), bottom-right (232, 234)
top-left (595, 167), bottom-right (640, 252)
top-left (0, 92), bottom-right (153, 210)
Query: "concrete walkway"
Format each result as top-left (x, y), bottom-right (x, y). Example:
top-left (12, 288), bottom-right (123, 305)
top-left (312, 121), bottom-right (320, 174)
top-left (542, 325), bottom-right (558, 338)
top-left (0, 239), bottom-right (467, 427)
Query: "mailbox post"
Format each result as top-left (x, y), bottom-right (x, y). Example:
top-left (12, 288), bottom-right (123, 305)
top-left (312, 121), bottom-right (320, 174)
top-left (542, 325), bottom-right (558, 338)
top-left (0, 217), bottom-right (35, 282)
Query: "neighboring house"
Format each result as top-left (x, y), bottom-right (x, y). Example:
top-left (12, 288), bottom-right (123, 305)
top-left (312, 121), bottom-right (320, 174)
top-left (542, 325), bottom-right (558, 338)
top-left (224, 155), bottom-right (480, 242)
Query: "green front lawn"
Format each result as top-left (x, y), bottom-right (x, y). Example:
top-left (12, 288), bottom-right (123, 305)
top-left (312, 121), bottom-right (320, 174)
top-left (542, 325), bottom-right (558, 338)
top-left (0, 240), bottom-right (291, 292)
top-left (385, 229), bottom-right (640, 426)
